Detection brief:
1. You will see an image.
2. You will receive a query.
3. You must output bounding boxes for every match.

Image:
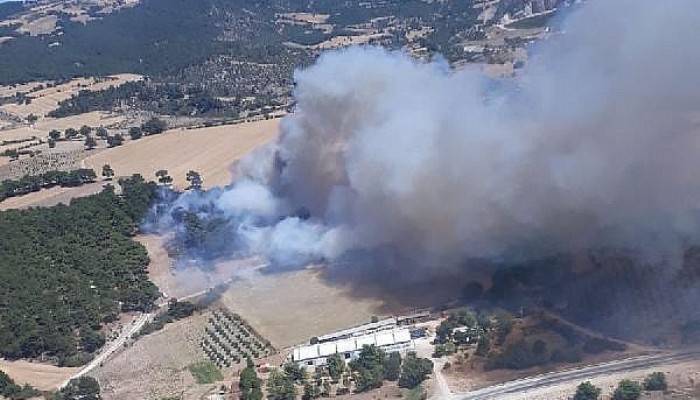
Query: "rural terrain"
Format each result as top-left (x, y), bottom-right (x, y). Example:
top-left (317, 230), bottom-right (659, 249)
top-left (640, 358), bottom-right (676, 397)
top-left (1, 1), bottom-right (699, 400)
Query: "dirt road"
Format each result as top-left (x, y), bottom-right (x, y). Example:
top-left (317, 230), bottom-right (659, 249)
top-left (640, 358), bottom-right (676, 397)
top-left (442, 350), bottom-right (700, 400)
top-left (60, 313), bottom-right (152, 388)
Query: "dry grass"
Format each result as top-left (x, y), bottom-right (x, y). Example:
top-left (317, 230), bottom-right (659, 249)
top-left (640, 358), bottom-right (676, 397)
top-left (0, 359), bottom-right (78, 391)
top-left (91, 313), bottom-right (215, 400)
top-left (0, 75), bottom-right (141, 119)
top-left (84, 118), bottom-right (280, 189)
top-left (219, 267), bottom-right (388, 349)
top-left (0, 181), bottom-right (105, 211)
top-left (494, 359), bottom-right (700, 400)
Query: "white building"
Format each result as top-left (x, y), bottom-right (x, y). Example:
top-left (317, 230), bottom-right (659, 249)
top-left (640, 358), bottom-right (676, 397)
top-left (290, 328), bottom-right (414, 368)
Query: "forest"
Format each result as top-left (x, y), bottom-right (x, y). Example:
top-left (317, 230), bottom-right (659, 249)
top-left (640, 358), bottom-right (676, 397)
top-left (0, 175), bottom-right (160, 365)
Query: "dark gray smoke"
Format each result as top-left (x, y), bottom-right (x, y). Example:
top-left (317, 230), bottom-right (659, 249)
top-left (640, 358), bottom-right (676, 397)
top-left (152, 0), bottom-right (700, 275)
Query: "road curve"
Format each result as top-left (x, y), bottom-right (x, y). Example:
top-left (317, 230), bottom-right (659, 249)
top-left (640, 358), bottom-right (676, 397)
top-left (442, 350), bottom-right (700, 400)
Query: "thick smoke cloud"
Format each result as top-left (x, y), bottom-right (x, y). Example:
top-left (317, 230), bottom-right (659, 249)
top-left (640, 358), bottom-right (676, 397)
top-left (153, 0), bottom-right (700, 272)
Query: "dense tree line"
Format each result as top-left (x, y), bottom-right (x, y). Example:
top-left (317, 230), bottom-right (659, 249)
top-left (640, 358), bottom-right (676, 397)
top-left (0, 175), bottom-right (159, 364)
top-left (0, 0), bottom-right (287, 85)
top-left (134, 298), bottom-right (196, 337)
top-left (49, 81), bottom-right (232, 118)
top-left (0, 168), bottom-right (97, 202)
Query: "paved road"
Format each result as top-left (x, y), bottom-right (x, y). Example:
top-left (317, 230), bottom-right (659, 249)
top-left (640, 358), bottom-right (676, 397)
top-left (443, 350), bottom-right (700, 400)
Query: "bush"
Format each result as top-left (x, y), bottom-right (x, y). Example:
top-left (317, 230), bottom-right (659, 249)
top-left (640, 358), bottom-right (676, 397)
top-left (574, 381), bottom-right (601, 400)
top-left (188, 361), bottom-right (223, 384)
top-left (612, 379), bottom-right (642, 400)
top-left (643, 372), bottom-right (667, 391)
top-left (398, 353), bottom-right (433, 389)
top-left (54, 376), bottom-right (100, 400)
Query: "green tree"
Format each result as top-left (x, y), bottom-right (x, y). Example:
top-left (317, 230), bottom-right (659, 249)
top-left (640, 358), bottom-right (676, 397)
top-left (84, 135), bottom-right (97, 150)
top-left (80, 328), bottom-right (105, 353)
top-left (266, 369), bottom-right (296, 400)
top-left (327, 353), bottom-right (345, 381)
top-left (574, 381), bottom-right (601, 400)
top-left (102, 164), bottom-right (115, 180)
top-left (349, 345), bottom-right (386, 392)
top-left (612, 380), bottom-right (642, 400)
top-left (240, 359), bottom-right (263, 400)
top-left (49, 129), bottom-right (61, 141)
top-left (95, 127), bottom-right (109, 139)
top-left (155, 169), bottom-right (173, 185)
top-left (106, 134), bottom-right (123, 147)
top-left (64, 128), bottom-right (79, 139)
top-left (26, 114), bottom-right (38, 124)
top-left (142, 117), bottom-right (167, 135)
top-left (643, 372), bottom-right (667, 391)
top-left (128, 126), bottom-right (143, 140)
top-left (79, 125), bottom-right (92, 137)
top-left (55, 376), bottom-right (101, 400)
top-left (302, 383), bottom-right (315, 400)
top-left (186, 170), bottom-right (203, 190)
top-left (398, 352), bottom-right (433, 389)
top-left (283, 361), bottom-right (305, 383)
top-left (384, 352), bottom-right (401, 381)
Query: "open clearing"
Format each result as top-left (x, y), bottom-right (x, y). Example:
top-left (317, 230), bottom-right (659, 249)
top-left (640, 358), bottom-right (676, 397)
top-left (0, 181), bottom-right (105, 211)
top-left (91, 313), bottom-right (213, 400)
top-left (142, 231), bottom-right (391, 349)
top-left (0, 359), bottom-right (78, 391)
top-left (456, 356), bottom-right (700, 400)
top-left (219, 267), bottom-right (389, 349)
top-left (141, 232), bottom-right (388, 349)
top-left (0, 74), bottom-right (141, 119)
top-left (84, 118), bottom-right (280, 189)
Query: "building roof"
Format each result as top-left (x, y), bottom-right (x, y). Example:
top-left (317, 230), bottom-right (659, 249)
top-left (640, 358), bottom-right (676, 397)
top-left (316, 317), bottom-right (398, 342)
top-left (292, 329), bottom-right (413, 362)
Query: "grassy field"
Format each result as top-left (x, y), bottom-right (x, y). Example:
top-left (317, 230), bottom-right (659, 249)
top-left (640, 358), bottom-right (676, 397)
top-left (187, 361), bottom-right (223, 384)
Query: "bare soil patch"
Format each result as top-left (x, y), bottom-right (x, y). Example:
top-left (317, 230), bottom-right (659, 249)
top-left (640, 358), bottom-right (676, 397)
top-left (84, 118), bottom-right (280, 189)
top-left (0, 359), bottom-right (78, 391)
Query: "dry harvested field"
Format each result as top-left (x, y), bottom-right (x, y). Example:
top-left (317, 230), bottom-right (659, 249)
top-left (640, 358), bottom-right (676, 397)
top-left (219, 267), bottom-right (389, 349)
top-left (141, 232), bottom-right (391, 350)
top-left (0, 111), bottom-right (126, 146)
top-left (0, 359), bottom-right (78, 391)
top-left (91, 313), bottom-right (215, 400)
top-left (0, 181), bottom-right (105, 211)
top-left (84, 118), bottom-right (280, 189)
top-left (0, 74), bottom-right (141, 119)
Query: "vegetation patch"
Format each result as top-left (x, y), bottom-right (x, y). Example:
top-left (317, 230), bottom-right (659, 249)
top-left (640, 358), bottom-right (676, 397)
top-left (0, 175), bottom-right (159, 363)
top-left (187, 361), bottom-right (223, 384)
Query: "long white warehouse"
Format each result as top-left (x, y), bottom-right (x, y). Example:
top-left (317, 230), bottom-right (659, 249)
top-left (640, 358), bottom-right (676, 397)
top-left (290, 328), bottom-right (414, 368)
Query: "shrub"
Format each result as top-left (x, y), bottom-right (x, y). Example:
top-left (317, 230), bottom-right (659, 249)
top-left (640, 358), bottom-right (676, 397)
top-left (188, 361), bottom-right (223, 384)
top-left (574, 381), bottom-right (601, 400)
top-left (612, 379), bottom-right (642, 400)
top-left (643, 372), bottom-right (667, 391)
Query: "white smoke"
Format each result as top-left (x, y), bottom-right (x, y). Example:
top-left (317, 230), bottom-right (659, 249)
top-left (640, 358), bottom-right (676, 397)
top-left (159, 0), bottom-right (700, 269)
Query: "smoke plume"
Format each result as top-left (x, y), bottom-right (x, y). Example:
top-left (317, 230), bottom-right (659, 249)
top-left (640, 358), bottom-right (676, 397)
top-left (152, 0), bottom-right (700, 275)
